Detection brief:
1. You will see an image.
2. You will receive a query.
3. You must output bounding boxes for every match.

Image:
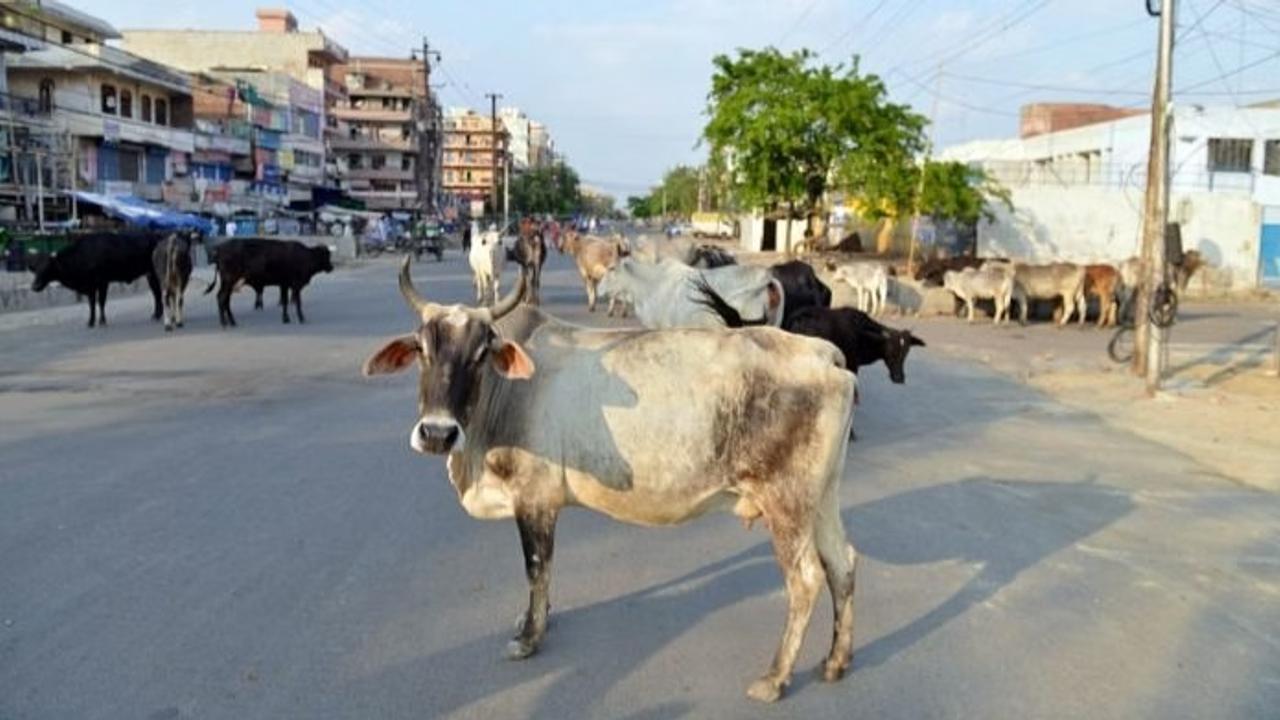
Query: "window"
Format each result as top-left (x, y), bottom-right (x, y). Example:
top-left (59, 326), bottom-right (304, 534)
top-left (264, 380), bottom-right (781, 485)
top-left (141, 95), bottom-right (152, 122)
top-left (402, 124), bottom-right (412, 140)
top-left (347, 154), bottom-right (363, 170)
top-left (1207, 138), bottom-right (1253, 173)
top-left (401, 155), bottom-right (413, 171)
top-left (154, 98), bottom-right (168, 126)
top-left (101, 84), bottom-right (117, 114)
top-left (371, 154), bottom-right (386, 170)
top-left (120, 90), bottom-right (133, 118)
top-left (61, 30), bottom-right (71, 44)
top-left (38, 78), bottom-right (54, 113)
top-left (1265, 141), bottom-right (1280, 176)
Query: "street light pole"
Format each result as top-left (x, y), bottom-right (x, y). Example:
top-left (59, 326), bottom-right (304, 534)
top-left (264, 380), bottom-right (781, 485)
top-left (485, 92), bottom-right (502, 223)
top-left (416, 38), bottom-right (441, 216)
top-left (1133, 0), bottom-right (1176, 393)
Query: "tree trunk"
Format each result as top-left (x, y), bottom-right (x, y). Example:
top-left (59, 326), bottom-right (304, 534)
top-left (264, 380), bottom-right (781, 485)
top-left (784, 201), bottom-right (795, 256)
top-left (876, 217), bottom-right (897, 254)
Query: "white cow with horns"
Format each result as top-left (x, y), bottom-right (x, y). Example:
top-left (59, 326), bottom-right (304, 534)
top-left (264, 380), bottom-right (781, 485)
top-left (362, 258), bottom-right (860, 702)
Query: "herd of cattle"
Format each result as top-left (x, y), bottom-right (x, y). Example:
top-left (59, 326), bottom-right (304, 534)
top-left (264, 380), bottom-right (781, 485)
top-left (28, 230), bottom-right (333, 329)
top-left (27, 224), bottom-right (1191, 702)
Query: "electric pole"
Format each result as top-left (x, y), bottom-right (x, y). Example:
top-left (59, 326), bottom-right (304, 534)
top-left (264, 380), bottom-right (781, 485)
top-left (1133, 0), bottom-right (1176, 393)
top-left (485, 92), bottom-right (503, 222)
top-left (415, 38), bottom-right (441, 216)
top-left (908, 65), bottom-right (943, 275)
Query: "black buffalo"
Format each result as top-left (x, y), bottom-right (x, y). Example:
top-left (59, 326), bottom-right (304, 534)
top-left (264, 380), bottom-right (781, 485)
top-left (30, 232), bottom-right (164, 327)
top-left (769, 260), bottom-right (831, 323)
top-left (914, 255), bottom-right (984, 287)
top-left (206, 238), bottom-right (333, 327)
top-left (691, 276), bottom-right (924, 438)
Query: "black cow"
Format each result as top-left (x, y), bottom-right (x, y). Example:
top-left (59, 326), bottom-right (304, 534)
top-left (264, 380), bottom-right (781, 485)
top-left (691, 277), bottom-right (924, 438)
top-left (205, 238), bottom-right (333, 327)
top-left (915, 255), bottom-right (984, 287)
top-left (151, 232), bottom-right (195, 331)
top-left (769, 260), bottom-right (831, 324)
top-left (690, 244), bottom-right (737, 269)
top-left (30, 232), bottom-right (164, 327)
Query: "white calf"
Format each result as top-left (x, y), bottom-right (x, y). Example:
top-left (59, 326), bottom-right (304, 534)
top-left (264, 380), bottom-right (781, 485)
top-left (834, 262), bottom-right (889, 316)
top-left (469, 229), bottom-right (505, 305)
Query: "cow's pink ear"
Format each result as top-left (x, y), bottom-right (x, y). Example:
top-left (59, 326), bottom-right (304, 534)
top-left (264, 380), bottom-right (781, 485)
top-left (363, 335), bottom-right (419, 376)
top-left (491, 340), bottom-right (535, 380)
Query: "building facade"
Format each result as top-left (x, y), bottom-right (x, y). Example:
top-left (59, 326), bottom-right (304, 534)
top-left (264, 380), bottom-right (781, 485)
top-left (330, 57), bottom-right (434, 212)
top-left (528, 121), bottom-right (554, 169)
top-left (941, 103), bottom-right (1280, 289)
top-left (119, 8), bottom-right (347, 193)
top-left (498, 107), bottom-right (530, 172)
top-left (442, 107), bottom-right (506, 212)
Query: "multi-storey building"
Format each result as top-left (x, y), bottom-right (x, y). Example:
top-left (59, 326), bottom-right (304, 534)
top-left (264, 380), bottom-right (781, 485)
top-left (498, 107), bottom-right (530, 172)
top-left (529, 121), bottom-right (555, 169)
top-left (4, 14), bottom-right (195, 215)
top-left (119, 9), bottom-right (347, 191)
top-left (442, 107), bottom-right (505, 213)
top-left (329, 57), bottom-right (437, 212)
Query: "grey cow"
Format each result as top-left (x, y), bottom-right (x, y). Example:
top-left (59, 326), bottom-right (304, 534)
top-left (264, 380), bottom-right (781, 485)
top-left (363, 259), bottom-right (859, 702)
top-left (151, 232), bottom-right (194, 331)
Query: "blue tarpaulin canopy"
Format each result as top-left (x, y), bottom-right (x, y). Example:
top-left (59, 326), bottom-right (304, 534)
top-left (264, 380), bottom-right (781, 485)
top-left (71, 191), bottom-right (215, 235)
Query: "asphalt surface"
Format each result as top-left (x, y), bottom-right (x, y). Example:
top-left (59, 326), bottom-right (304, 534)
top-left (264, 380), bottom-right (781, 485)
top-left (2, 247), bottom-right (1278, 719)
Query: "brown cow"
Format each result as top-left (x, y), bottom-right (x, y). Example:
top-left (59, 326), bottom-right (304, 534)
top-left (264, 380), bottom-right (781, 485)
top-left (561, 230), bottom-right (629, 312)
top-left (1080, 264), bottom-right (1121, 327)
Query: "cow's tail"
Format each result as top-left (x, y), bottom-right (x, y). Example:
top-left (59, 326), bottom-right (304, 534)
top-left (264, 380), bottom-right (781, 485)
top-left (688, 275), bottom-right (766, 328)
top-left (204, 271), bottom-right (219, 295)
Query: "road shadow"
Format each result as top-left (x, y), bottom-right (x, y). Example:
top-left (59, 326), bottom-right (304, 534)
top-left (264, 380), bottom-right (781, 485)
top-left (1166, 324), bottom-right (1278, 386)
top-left (339, 476), bottom-right (1132, 718)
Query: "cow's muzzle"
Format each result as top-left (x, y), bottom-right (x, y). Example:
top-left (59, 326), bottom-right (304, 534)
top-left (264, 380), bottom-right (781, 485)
top-left (411, 417), bottom-right (463, 454)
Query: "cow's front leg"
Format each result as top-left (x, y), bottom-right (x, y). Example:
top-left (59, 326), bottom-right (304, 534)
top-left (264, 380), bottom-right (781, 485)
top-left (507, 507), bottom-right (558, 660)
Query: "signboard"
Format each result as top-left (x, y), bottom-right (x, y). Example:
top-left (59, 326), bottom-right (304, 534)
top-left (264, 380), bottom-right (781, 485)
top-left (104, 120), bottom-right (120, 143)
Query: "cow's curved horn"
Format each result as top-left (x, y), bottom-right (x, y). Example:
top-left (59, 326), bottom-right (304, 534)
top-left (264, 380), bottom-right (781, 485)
top-left (478, 268), bottom-right (525, 322)
top-left (398, 255), bottom-right (437, 319)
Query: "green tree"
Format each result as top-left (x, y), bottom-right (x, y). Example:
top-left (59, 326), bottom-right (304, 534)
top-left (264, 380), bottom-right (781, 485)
top-left (918, 161), bottom-right (1011, 226)
top-left (626, 194), bottom-right (655, 218)
top-left (509, 163), bottom-right (582, 216)
top-left (703, 48), bottom-right (927, 250)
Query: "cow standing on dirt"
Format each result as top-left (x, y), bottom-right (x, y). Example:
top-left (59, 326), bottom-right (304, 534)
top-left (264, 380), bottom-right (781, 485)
top-left (206, 238), bottom-right (333, 327)
top-left (29, 232), bottom-right (164, 328)
top-left (151, 232), bottom-right (195, 331)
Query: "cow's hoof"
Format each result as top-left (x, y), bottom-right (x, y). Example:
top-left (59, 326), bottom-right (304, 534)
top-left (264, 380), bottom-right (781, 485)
top-left (165, 325), bottom-right (174, 333)
top-left (177, 322), bottom-right (184, 328)
top-left (282, 317), bottom-right (291, 324)
top-left (746, 678), bottom-right (785, 703)
top-left (822, 659), bottom-right (848, 683)
top-left (505, 639), bottom-right (538, 660)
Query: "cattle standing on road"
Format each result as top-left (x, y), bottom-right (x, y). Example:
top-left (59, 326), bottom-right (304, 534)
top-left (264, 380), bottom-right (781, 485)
top-left (770, 260), bottom-right (831, 323)
top-left (833, 262), bottom-right (890, 316)
top-left (600, 257), bottom-right (784, 329)
top-left (30, 232), bottom-right (164, 328)
top-left (994, 261), bottom-right (1086, 326)
top-left (205, 238), bottom-right (333, 327)
top-left (151, 232), bottom-right (195, 331)
top-left (469, 229), bottom-right (505, 306)
top-left (514, 218), bottom-right (547, 306)
top-left (943, 265), bottom-right (1019, 325)
top-left (363, 260), bottom-right (859, 702)
top-left (561, 231), bottom-right (629, 312)
top-left (1079, 264), bottom-right (1121, 327)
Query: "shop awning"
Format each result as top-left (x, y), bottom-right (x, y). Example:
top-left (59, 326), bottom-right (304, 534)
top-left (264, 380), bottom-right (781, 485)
top-left (71, 191), bottom-right (215, 234)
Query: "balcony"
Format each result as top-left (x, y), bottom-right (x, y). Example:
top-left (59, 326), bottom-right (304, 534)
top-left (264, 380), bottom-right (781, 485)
top-left (329, 136), bottom-right (414, 151)
top-left (332, 107), bottom-right (411, 123)
top-left (343, 167), bottom-right (415, 181)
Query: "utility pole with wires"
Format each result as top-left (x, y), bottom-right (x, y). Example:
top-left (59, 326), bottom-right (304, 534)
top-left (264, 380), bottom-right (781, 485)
top-left (414, 38), bottom-right (441, 216)
top-left (485, 92), bottom-right (503, 222)
top-left (908, 66), bottom-right (943, 276)
top-left (1133, 0), bottom-right (1176, 392)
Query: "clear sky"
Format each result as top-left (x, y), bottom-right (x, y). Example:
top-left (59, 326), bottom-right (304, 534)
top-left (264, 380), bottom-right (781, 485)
top-left (75, 0), bottom-right (1280, 200)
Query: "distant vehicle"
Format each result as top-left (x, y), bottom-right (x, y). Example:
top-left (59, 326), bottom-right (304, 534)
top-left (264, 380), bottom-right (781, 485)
top-left (691, 212), bottom-right (736, 239)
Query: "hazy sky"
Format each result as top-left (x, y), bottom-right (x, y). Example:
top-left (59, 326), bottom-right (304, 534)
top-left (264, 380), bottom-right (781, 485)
top-left (76, 0), bottom-right (1280, 199)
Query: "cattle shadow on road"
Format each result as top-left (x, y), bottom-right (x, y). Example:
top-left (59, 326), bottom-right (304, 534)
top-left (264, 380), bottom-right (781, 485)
top-left (342, 476), bottom-right (1132, 718)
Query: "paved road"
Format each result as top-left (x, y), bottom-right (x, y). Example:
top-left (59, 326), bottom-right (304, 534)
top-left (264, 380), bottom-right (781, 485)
top-left (2, 249), bottom-right (1277, 719)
